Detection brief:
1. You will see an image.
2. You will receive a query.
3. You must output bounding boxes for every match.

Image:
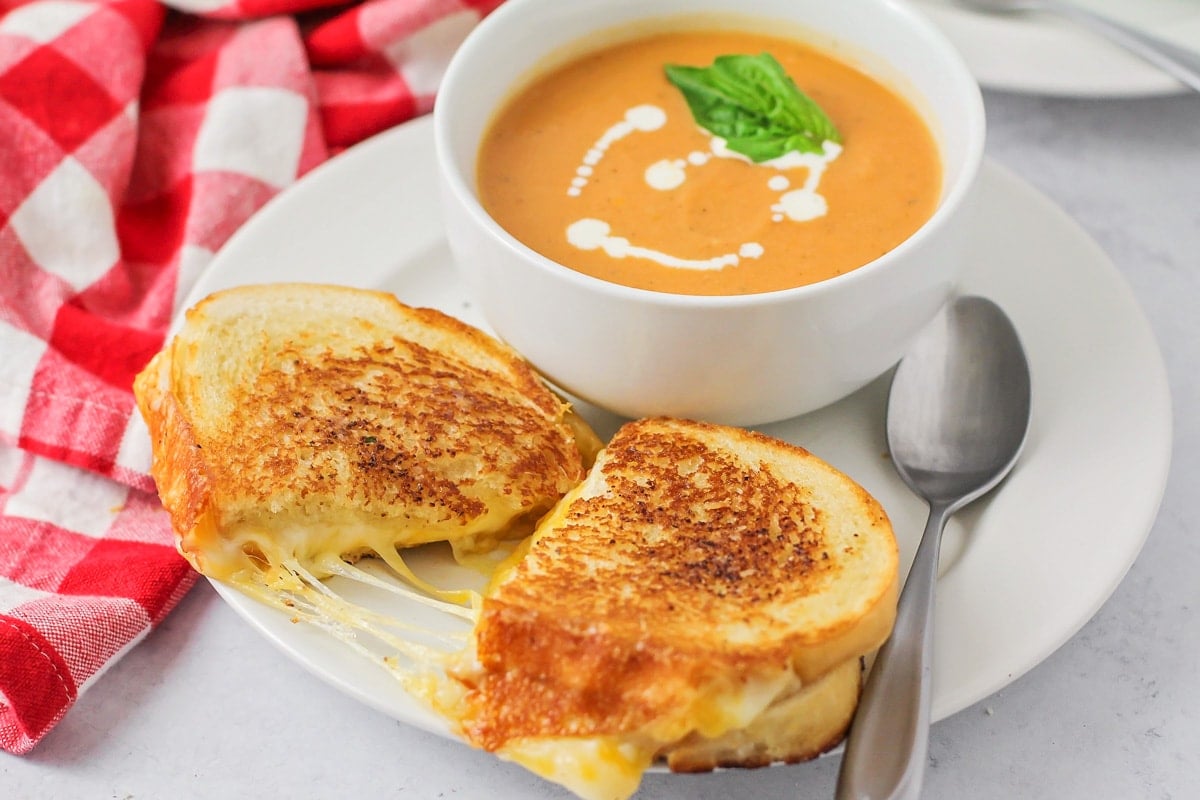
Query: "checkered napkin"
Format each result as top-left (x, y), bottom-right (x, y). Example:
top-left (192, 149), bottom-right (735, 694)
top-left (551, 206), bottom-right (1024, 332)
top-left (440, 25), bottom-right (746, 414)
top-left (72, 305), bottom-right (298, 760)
top-left (0, 0), bottom-right (499, 755)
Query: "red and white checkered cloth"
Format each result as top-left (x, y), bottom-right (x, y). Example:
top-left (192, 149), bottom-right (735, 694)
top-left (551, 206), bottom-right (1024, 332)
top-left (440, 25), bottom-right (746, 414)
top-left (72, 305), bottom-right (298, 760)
top-left (0, 0), bottom-right (500, 755)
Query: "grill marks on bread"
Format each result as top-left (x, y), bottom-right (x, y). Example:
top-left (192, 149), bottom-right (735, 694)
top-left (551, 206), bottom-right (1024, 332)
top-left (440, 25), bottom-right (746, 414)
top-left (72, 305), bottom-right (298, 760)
top-left (134, 283), bottom-right (595, 578)
top-left (456, 417), bottom-right (898, 753)
top-left (576, 424), bottom-right (837, 606)
top-left (220, 334), bottom-right (580, 524)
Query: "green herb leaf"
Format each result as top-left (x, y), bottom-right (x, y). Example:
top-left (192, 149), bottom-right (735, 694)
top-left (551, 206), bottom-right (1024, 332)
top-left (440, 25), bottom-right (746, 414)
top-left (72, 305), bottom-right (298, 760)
top-left (664, 53), bottom-right (840, 163)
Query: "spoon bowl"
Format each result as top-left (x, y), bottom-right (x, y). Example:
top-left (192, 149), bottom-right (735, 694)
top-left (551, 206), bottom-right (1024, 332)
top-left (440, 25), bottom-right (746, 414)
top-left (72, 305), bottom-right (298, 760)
top-left (835, 295), bottom-right (1031, 800)
top-left (887, 296), bottom-right (1032, 509)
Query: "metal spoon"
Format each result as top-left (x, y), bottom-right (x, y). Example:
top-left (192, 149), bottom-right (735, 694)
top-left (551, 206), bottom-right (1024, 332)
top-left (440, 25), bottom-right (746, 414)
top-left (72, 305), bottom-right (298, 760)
top-left (957, 0), bottom-right (1200, 94)
top-left (835, 295), bottom-right (1032, 800)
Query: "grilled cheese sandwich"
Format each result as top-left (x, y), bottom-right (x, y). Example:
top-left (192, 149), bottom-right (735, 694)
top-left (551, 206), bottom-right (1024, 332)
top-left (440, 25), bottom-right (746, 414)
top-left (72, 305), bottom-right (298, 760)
top-left (440, 418), bottom-right (898, 799)
top-left (133, 282), bottom-right (599, 602)
top-left (135, 285), bottom-right (898, 800)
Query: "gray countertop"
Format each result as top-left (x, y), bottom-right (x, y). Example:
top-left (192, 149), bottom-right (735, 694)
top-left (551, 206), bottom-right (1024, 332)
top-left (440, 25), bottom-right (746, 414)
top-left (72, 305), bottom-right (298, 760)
top-left (3, 89), bottom-right (1198, 800)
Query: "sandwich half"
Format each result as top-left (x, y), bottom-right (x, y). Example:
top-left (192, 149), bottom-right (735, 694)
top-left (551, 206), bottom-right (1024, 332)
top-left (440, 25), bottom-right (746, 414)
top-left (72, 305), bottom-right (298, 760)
top-left (133, 282), bottom-right (599, 595)
top-left (441, 417), bottom-right (899, 800)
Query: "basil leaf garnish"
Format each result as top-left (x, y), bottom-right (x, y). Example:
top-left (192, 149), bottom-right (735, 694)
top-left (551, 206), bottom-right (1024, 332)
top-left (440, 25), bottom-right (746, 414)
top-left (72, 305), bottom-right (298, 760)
top-left (664, 53), bottom-right (841, 163)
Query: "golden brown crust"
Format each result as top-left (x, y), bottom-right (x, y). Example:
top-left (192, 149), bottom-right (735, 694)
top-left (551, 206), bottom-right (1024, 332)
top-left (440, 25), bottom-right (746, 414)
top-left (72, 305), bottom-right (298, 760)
top-left (133, 351), bottom-right (213, 570)
top-left (459, 601), bottom-right (719, 750)
top-left (132, 283), bottom-right (595, 574)
top-left (201, 332), bottom-right (577, 525)
top-left (456, 417), bottom-right (897, 752)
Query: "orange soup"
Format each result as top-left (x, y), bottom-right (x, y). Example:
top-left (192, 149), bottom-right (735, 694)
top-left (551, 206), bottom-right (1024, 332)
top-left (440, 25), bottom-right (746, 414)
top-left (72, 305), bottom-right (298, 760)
top-left (477, 29), bottom-right (943, 296)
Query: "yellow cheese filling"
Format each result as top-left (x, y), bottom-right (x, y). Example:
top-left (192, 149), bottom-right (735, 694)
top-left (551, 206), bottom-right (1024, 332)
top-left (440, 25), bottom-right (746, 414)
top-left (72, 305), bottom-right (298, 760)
top-left (213, 526), bottom-right (819, 800)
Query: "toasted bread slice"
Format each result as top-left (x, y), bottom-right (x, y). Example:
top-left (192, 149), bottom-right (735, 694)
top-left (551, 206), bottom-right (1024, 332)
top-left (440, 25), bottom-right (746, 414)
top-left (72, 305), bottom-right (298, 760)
top-left (469, 655), bottom-right (864, 800)
top-left (133, 282), bottom-right (599, 582)
top-left (445, 418), bottom-right (898, 799)
top-left (660, 656), bottom-right (862, 773)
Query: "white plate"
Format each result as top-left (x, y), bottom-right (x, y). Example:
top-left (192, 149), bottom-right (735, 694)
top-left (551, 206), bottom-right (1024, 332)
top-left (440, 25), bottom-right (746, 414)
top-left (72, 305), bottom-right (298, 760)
top-left (182, 116), bottom-right (1171, 752)
top-left (912, 0), bottom-right (1200, 96)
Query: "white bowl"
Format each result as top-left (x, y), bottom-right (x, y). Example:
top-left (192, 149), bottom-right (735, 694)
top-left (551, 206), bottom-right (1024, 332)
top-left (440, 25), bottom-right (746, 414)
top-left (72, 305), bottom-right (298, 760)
top-left (435, 0), bottom-right (985, 426)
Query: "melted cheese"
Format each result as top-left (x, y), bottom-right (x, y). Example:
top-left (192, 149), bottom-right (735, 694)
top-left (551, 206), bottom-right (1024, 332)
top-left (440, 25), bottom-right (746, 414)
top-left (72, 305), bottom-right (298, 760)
top-left (212, 519), bottom-right (482, 701)
top-left (492, 669), bottom-right (799, 800)
top-left (213, 524), bottom-right (811, 800)
top-left (229, 556), bottom-right (474, 679)
top-left (200, 515), bottom-right (500, 607)
top-left (502, 737), bottom-right (652, 800)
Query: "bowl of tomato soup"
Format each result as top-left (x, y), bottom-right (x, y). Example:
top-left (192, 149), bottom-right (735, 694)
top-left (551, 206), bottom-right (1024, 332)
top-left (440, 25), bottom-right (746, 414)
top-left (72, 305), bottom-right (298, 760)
top-left (435, 0), bottom-right (985, 425)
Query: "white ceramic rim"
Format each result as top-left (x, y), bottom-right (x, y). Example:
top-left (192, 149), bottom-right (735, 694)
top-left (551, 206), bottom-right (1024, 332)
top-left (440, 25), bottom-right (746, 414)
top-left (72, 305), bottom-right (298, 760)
top-left (433, 0), bottom-right (986, 310)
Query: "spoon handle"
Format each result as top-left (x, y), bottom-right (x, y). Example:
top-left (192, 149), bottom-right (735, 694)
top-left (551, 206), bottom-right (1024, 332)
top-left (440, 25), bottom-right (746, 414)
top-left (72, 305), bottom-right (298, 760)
top-left (835, 501), bottom-right (952, 800)
top-left (1044, 0), bottom-right (1200, 93)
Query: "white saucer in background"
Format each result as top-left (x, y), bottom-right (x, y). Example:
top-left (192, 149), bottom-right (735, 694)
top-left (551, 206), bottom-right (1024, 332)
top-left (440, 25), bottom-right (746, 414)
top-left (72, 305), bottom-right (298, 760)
top-left (912, 0), bottom-right (1200, 96)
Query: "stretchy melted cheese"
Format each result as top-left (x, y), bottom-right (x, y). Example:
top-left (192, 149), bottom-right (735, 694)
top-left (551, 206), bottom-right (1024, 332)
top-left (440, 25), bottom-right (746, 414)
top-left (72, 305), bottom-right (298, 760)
top-left (135, 286), bottom-right (898, 800)
top-left (438, 418), bottom-right (899, 799)
top-left (133, 282), bottom-right (598, 636)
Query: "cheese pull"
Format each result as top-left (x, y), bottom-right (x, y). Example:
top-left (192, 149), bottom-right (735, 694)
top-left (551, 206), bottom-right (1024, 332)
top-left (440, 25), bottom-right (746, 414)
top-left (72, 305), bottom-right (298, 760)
top-left (133, 284), bottom-right (896, 800)
top-left (444, 418), bottom-right (897, 798)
